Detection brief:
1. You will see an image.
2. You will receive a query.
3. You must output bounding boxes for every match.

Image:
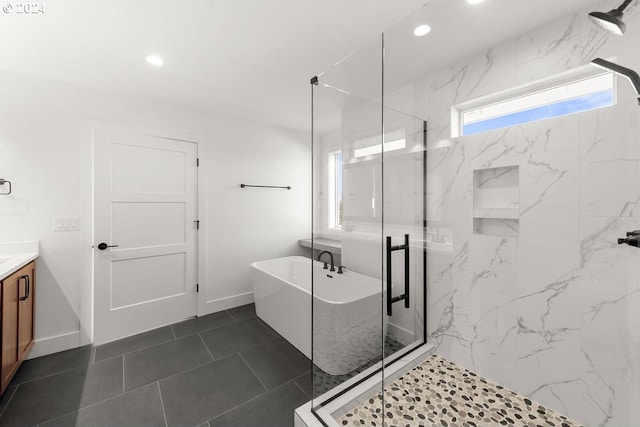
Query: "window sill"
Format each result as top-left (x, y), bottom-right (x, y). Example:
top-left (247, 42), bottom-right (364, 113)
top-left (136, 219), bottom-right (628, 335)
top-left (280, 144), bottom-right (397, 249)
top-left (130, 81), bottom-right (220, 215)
top-left (298, 238), bottom-right (342, 254)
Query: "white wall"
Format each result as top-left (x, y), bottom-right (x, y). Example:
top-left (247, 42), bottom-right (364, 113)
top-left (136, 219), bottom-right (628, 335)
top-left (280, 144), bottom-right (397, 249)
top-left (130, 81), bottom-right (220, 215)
top-left (203, 114), bottom-right (310, 311)
top-left (0, 70), bottom-right (310, 356)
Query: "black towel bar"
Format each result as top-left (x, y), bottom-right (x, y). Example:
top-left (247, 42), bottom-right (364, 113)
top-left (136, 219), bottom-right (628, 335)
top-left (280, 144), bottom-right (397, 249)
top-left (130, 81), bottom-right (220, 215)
top-left (240, 184), bottom-right (291, 190)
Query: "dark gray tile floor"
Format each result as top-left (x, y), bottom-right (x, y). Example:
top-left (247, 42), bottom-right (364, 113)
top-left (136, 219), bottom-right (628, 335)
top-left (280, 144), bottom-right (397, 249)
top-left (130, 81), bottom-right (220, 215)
top-left (0, 304), bottom-right (312, 427)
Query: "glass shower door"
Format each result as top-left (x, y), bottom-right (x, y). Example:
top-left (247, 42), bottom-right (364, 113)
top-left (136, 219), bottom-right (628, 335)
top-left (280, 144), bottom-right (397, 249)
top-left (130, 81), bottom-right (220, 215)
top-left (380, 108), bottom-right (428, 363)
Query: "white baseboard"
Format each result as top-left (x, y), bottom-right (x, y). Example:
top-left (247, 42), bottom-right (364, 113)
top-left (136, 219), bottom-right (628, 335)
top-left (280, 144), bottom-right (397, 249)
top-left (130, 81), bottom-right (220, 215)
top-left (28, 292), bottom-right (255, 359)
top-left (387, 322), bottom-right (415, 345)
top-left (28, 330), bottom-right (81, 359)
top-left (201, 291), bottom-right (254, 315)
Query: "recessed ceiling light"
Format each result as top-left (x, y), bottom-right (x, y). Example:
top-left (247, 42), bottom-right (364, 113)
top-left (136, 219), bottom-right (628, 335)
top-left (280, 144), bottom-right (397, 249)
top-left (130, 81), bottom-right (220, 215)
top-left (467, 0), bottom-right (486, 4)
top-left (145, 55), bottom-right (164, 66)
top-left (413, 24), bottom-right (432, 36)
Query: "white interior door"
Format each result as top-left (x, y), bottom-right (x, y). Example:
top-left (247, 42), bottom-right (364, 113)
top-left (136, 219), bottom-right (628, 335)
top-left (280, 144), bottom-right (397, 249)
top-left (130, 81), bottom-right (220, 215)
top-left (93, 128), bottom-right (198, 344)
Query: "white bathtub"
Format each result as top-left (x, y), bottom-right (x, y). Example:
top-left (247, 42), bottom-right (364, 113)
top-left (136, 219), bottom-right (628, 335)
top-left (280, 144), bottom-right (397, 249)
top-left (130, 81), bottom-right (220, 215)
top-left (250, 256), bottom-right (387, 375)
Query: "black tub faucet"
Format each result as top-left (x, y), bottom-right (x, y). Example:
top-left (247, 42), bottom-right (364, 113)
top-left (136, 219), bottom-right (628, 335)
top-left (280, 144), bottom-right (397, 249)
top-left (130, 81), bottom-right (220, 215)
top-left (619, 230), bottom-right (640, 247)
top-left (317, 251), bottom-right (335, 272)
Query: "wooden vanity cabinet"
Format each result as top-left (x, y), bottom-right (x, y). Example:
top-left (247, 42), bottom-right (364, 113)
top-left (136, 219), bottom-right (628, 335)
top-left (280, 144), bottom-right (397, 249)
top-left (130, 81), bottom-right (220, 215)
top-left (1, 270), bottom-right (20, 394)
top-left (1, 261), bottom-right (35, 395)
top-left (17, 262), bottom-right (35, 361)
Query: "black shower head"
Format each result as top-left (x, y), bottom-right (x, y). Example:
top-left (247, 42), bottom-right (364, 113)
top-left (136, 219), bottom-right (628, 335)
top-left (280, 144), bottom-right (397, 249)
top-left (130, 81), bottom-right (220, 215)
top-left (591, 58), bottom-right (640, 104)
top-left (589, 8), bottom-right (627, 34)
top-left (588, 0), bottom-right (634, 35)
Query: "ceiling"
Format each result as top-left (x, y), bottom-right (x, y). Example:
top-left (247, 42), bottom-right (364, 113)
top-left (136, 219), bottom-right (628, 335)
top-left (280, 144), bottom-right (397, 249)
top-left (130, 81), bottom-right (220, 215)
top-left (0, 0), bottom-right (601, 133)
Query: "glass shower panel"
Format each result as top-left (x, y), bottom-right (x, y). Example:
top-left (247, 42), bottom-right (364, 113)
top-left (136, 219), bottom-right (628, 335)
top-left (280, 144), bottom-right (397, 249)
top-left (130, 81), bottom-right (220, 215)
top-left (310, 34), bottom-right (385, 422)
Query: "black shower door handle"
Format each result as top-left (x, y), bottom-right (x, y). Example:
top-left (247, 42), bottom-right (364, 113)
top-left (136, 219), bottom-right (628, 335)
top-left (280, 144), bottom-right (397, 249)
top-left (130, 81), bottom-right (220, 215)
top-left (386, 234), bottom-right (410, 316)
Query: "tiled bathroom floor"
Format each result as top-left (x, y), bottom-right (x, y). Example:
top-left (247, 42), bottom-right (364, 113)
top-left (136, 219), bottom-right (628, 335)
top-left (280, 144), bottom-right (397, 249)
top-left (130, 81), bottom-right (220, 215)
top-left (338, 354), bottom-right (584, 427)
top-left (0, 304), bottom-right (312, 427)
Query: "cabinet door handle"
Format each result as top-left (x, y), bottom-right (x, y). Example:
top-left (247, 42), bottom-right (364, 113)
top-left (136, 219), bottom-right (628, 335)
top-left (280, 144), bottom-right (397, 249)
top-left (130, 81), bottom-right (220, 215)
top-left (19, 275), bottom-right (29, 301)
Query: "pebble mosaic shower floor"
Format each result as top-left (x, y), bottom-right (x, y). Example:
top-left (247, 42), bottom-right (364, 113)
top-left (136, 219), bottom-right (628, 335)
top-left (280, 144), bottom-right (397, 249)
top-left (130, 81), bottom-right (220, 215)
top-left (337, 354), bottom-right (583, 427)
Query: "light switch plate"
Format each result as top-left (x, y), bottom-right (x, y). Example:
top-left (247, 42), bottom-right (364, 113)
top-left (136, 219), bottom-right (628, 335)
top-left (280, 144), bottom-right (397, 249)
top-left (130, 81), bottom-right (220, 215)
top-left (53, 216), bottom-right (81, 232)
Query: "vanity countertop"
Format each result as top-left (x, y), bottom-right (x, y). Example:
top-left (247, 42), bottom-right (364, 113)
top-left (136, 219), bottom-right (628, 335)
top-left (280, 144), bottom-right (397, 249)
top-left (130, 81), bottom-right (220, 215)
top-left (0, 242), bottom-right (39, 281)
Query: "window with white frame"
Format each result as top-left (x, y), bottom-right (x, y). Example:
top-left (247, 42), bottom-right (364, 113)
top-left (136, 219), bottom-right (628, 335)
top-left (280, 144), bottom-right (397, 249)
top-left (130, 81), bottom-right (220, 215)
top-left (452, 65), bottom-right (615, 137)
top-left (328, 150), bottom-right (343, 229)
top-left (352, 129), bottom-right (406, 158)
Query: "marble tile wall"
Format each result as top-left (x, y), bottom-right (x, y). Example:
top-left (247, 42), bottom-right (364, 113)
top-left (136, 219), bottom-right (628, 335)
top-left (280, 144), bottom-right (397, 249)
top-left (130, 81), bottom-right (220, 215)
top-left (415, 1), bottom-right (640, 426)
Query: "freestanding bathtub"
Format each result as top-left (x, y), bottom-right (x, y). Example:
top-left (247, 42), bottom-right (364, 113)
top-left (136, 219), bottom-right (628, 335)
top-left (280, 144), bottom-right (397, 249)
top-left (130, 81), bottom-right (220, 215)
top-left (250, 256), bottom-right (387, 375)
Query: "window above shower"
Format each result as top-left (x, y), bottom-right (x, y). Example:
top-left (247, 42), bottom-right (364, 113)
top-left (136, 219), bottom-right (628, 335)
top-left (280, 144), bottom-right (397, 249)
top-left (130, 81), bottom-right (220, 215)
top-left (452, 64), bottom-right (616, 137)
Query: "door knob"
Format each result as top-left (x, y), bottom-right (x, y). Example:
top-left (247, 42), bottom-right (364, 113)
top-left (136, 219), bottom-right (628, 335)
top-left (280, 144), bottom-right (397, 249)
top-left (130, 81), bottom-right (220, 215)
top-left (97, 243), bottom-right (119, 250)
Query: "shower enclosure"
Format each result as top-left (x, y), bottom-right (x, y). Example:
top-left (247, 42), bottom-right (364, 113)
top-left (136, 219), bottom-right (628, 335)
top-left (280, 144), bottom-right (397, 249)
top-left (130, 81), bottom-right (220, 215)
top-left (306, 1), bottom-right (640, 426)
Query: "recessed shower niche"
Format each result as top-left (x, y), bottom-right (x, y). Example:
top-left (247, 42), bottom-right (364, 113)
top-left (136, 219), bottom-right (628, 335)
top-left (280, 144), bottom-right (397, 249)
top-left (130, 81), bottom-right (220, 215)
top-left (473, 165), bottom-right (519, 236)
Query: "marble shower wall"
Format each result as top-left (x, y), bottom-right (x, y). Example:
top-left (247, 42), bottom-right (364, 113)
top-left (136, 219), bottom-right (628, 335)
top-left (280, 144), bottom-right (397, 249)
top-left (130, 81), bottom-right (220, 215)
top-left (412, 1), bottom-right (640, 426)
